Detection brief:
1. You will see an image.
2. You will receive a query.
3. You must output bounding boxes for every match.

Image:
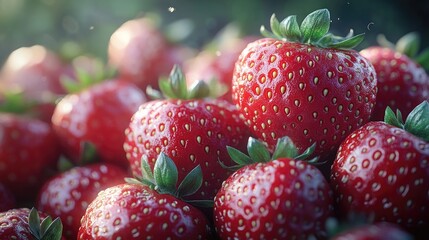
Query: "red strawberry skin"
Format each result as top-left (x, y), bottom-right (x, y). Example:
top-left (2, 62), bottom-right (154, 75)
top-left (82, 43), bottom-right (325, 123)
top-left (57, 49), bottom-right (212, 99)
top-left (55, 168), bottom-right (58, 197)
top-left (0, 113), bottom-right (60, 202)
top-left (0, 208), bottom-right (62, 240)
top-left (78, 183), bottom-right (211, 239)
top-left (124, 99), bottom-right (251, 201)
top-left (52, 80), bottom-right (146, 168)
top-left (332, 222), bottom-right (413, 240)
top-left (36, 163), bottom-right (129, 240)
top-left (0, 45), bottom-right (66, 122)
top-left (232, 39), bottom-right (377, 159)
top-left (331, 121), bottom-right (429, 234)
top-left (360, 47), bottom-right (429, 121)
top-left (108, 17), bottom-right (190, 91)
top-left (214, 158), bottom-right (334, 239)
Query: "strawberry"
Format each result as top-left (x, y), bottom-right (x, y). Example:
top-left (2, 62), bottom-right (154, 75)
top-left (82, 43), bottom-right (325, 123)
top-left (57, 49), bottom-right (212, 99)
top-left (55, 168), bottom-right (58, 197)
top-left (360, 32), bottom-right (429, 121)
top-left (52, 79), bottom-right (147, 168)
top-left (124, 65), bottom-right (251, 201)
top-left (0, 45), bottom-right (66, 122)
top-left (330, 222), bottom-right (413, 240)
top-left (36, 163), bottom-right (129, 240)
top-left (0, 207), bottom-right (63, 240)
top-left (330, 101), bottom-right (429, 235)
top-left (0, 113), bottom-right (60, 203)
top-left (108, 16), bottom-right (192, 91)
top-left (0, 183), bottom-right (15, 212)
top-left (184, 26), bottom-right (257, 102)
top-left (78, 153), bottom-right (212, 239)
top-left (214, 136), bottom-right (334, 239)
top-left (232, 9), bottom-right (377, 160)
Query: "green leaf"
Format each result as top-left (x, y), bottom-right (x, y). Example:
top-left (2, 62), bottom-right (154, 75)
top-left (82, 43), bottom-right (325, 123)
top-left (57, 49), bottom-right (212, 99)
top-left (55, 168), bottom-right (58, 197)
top-left (295, 143), bottom-right (317, 160)
top-left (404, 101), bottom-right (429, 141)
top-left (300, 9), bottom-right (331, 43)
top-left (188, 80), bottom-right (210, 99)
top-left (247, 137), bottom-right (271, 162)
top-left (328, 33), bottom-right (365, 49)
top-left (40, 216), bottom-right (53, 236)
top-left (260, 25), bottom-right (278, 39)
top-left (146, 85), bottom-right (164, 100)
top-left (384, 106), bottom-right (404, 128)
top-left (158, 78), bottom-right (176, 99)
top-left (141, 155), bottom-right (155, 182)
top-left (29, 208), bottom-right (42, 239)
top-left (40, 218), bottom-right (63, 240)
top-left (227, 146), bottom-right (254, 165)
top-left (153, 153), bottom-right (178, 194)
top-left (376, 34), bottom-right (396, 49)
top-left (279, 15), bottom-right (301, 41)
top-left (269, 14), bottom-right (282, 38)
top-left (79, 141), bottom-right (99, 165)
top-left (272, 136), bottom-right (298, 159)
top-left (169, 65), bottom-right (188, 99)
top-left (176, 165), bottom-right (203, 197)
top-left (396, 32), bottom-right (420, 58)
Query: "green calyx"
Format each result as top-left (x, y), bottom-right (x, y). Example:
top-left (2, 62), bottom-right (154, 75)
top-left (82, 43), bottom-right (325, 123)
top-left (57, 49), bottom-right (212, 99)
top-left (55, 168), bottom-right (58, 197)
top-left (61, 57), bottom-right (116, 93)
top-left (0, 90), bottom-right (37, 114)
top-left (222, 136), bottom-right (318, 171)
top-left (57, 141), bottom-right (100, 172)
top-left (146, 64), bottom-right (211, 100)
top-left (125, 152), bottom-right (213, 208)
top-left (377, 32), bottom-right (429, 71)
top-left (28, 207), bottom-right (63, 240)
top-left (260, 8), bottom-right (365, 49)
top-left (384, 100), bottom-right (429, 141)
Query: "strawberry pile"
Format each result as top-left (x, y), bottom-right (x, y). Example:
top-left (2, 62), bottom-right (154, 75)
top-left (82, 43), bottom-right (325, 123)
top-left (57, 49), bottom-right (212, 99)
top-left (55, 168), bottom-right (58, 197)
top-left (0, 8), bottom-right (428, 240)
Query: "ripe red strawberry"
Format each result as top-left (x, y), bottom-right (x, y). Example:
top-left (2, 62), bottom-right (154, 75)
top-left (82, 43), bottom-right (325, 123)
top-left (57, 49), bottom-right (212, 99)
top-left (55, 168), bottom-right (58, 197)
top-left (36, 163), bottom-right (129, 240)
top-left (124, 65), bottom-right (251, 201)
top-left (330, 101), bottom-right (429, 235)
top-left (0, 183), bottom-right (15, 212)
top-left (0, 113), bottom-right (60, 203)
top-left (52, 79), bottom-right (147, 168)
top-left (0, 45), bottom-right (66, 122)
top-left (214, 136), bottom-right (334, 239)
top-left (184, 27), bottom-right (257, 102)
top-left (232, 9), bottom-right (377, 160)
top-left (0, 208), bottom-right (63, 240)
top-left (331, 222), bottom-right (413, 240)
top-left (108, 16), bottom-right (192, 91)
top-left (360, 32), bottom-right (429, 121)
top-left (78, 153), bottom-right (212, 239)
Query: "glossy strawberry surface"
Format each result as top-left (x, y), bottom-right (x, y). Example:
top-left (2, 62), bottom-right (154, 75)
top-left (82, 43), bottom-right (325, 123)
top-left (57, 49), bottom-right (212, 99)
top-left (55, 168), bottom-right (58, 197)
top-left (0, 113), bottom-right (60, 202)
top-left (108, 17), bottom-right (187, 91)
top-left (331, 121), bottom-right (429, 234)
top-left (360, 46), bottom-right (429, 121)
top-left (124, 98), bottom-right (251, 201)
top-left (36, 163), bottom-right (129, 240)
top-left (214, 158), bottom-right (333, 239)
top-left (78, 183), bottom-right (211, 239)
top-left (52, 80), bottom-right (146, 168)
top-left (232, 39), bottom-right (377, 160)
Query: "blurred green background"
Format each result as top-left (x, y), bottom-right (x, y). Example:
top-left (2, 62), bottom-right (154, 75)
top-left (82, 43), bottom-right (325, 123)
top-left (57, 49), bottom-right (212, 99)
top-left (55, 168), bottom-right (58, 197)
top-left (0, 0), bottom-right (428, 64)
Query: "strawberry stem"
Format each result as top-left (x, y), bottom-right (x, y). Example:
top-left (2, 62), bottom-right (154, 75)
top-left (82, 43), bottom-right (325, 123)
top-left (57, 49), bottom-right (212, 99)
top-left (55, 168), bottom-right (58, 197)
top-left (385, 101), bottom-right (429, 141)
top-left (223, 136), bottom-right (319, 170)
top-left (261, 9), bottom-right (364, 49)
top-left (125, 152), bottom-right (214, 207)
